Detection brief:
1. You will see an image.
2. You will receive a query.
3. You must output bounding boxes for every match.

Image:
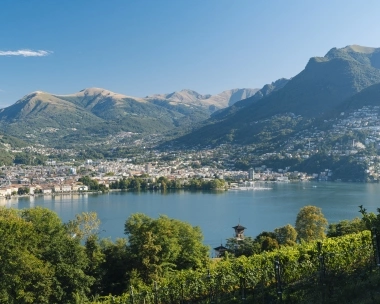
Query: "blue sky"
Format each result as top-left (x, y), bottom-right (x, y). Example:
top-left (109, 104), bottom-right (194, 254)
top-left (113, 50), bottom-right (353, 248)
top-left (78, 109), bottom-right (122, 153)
top-left (0, 0), bottom-right (379, 108)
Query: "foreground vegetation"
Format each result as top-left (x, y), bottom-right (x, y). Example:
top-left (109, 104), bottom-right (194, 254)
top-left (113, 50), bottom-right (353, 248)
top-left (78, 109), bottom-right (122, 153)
top-left (1, 205), bottom-right (380, 303)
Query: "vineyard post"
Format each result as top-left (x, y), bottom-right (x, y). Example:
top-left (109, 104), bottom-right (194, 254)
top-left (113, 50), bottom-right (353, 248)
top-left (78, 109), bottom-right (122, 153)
top-left (181, 282), bottom-right (184, 304)
top-left (240, 266), bottom-right (246, 302)
top-left (274, 258), bottom-right (282, 303)
top-left (371, 228), bottom-right (380, 267)
top-left (207, 269), bottom-right (214, 303)
top-left (317, 242), bottom-right (326, 282)
top-left (130, 286), bottom-right (134, 304)
top-left (317, 241), bottom-right (326, 303)
top-left (154, 281), bottom-right (158, 304)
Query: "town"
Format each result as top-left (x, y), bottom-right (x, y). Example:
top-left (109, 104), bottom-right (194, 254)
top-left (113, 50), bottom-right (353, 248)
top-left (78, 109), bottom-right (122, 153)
top-left (3, 104), bottom-right (380, 197)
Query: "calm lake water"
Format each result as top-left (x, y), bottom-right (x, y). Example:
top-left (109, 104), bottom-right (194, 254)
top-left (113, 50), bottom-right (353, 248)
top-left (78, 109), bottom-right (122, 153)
top-left (2, 182), bottom-right (380, 249)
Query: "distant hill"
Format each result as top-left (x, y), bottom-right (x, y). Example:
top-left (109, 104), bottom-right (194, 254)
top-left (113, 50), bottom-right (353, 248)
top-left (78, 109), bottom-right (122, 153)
top-left (171, 45), bottom-right (380, 146)
top-left (0, 87), bottom-right (258, 145)
top-left (0, 88), bottom-right (205, 143)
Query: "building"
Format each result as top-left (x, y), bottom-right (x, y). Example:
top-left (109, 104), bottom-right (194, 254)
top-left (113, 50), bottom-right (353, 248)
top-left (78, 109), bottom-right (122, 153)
top-left (233, 224), bottom-right (246, 240)
top-left (213, 244), bottom-right (228, 258)
top-left (248, 168), bottom-right (255, 180)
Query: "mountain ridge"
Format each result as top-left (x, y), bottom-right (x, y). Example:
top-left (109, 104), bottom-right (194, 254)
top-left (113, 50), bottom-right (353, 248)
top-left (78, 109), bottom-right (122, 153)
top-left (0, 87), bottom-right (259, 145)
top-left (170, 45), bottom-right (380, 147)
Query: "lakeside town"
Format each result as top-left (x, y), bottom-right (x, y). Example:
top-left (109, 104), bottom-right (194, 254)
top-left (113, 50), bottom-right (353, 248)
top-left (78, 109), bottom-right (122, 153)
top-left (0, 155), bottom-right (314, 198)
top-left (3, 104), bottom-right (380, 198)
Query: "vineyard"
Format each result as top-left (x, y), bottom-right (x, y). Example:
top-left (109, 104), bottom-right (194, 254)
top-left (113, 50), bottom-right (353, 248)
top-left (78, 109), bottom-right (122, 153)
top-left (92, 231), bottom-right (380, 303)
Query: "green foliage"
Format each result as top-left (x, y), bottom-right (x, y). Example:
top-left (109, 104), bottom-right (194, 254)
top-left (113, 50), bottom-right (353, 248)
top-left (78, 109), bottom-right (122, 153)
top-left (109, 176), bottom-right (226, 191)
top-left (327, 217), bottom-right (366, 237)
top-left (78, 176), bottom-right (108, 192)
top-left (0, 207), bottom-right (93, 303)
top-left (184, 178), bottom-right (226, 190)
top-left (274, 224), bottom-right (298, 246)
top-left (124, 213), bottom-right (209, 283)
top-left (359, 204), bottom-right (380, 232)
top-left (96, 231), bottom-right (372, 304)
top-left (65, 212), bottom-right (101, 241)
top-left (295, 205), bottom-right (328, 242)
top-left (225, 237), bottom-right (260, 257)
top-left (17, 186), bottom-right (30, 195)
top-left (97, 238), bottom-right (130, 296)
top-left (293, 154), bottom-right (368, 181)
top-left (226, 225), bottom-right (298, 259)
top-left (13, 152), bottom-right (47, 165)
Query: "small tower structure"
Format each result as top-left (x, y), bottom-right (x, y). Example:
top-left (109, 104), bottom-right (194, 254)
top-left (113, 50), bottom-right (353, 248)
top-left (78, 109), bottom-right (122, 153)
top-left (213, 244), bottom-right (228, 258)
top-left (233, 223), bottom-right (246, 240)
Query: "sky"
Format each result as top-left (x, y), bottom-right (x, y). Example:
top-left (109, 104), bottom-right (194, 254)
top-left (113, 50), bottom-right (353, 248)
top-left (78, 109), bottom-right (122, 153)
top-left (0, 0), bottom-right (379, 108)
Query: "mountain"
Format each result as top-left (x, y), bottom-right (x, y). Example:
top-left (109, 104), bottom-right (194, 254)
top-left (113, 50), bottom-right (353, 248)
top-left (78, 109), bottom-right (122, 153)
top-left (211, 78), bottom-right (289, 120)
top-left (147, 88), bottom-right (258, 112)
top-left (0, 88), bottom-right (207, 144)
top-left (337, 82), bottom-right (380, 112)
top-left (0, 87), bottom-right (259, 146)
top-left (171, 45), bottom-right (380, 147)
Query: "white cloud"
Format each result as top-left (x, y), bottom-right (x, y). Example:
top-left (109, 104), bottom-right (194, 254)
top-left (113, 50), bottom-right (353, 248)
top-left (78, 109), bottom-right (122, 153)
top-left (0, 49), bottom-right (52, 57)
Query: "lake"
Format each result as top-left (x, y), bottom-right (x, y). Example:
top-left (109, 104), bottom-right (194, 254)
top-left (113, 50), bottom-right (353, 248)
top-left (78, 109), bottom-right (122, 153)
top-left (2, 182), bottom-right (379, 250)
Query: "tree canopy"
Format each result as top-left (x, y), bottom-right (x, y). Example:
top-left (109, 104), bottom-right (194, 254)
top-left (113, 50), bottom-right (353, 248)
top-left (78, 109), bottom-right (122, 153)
top-left (295, 205), bottom-right (328, 242)
top-left (0, 207), bottom-right (93, 303)
top-left (124, 213), bottom-right (209, 283)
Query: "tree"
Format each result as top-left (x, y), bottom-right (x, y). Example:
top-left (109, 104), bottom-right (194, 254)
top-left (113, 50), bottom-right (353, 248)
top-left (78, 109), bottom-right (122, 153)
top-left (65, 212), bottom-right (101, 241)
top-left (0, 207), bottom-right (93, 303)
top-left (17, 187), bottom-right (30, 195)
top-left (98, 238), bottom-right (130, 296)
top-left (225, 237), bottom-right (260, 257)
top-left (274, 224), bottom-right (297, 246)
top-left (261, 236), bottom-right (279, 252)
top-left (124, 213), bottom-right (209, 283)
top-left (295, 205), bottom-right (328, 242)
top-left (327, 218), bottom-right (366, 237)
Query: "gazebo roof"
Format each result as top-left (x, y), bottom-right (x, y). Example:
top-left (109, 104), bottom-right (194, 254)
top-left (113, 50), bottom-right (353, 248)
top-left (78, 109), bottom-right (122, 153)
top-left (232, 224), bottom-right (246, 230)
top-left (214, 244), bottom-right (228, 251)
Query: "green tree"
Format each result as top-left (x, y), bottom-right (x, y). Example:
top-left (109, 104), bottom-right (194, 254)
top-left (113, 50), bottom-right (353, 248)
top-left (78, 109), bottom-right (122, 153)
top-left (327, 218), bottom-right (366, 237)
top-left (98, 238), bottom-right (130, 296)
top-left (359, 205), bottom-right (380, 231)
top-left (274, 224), bottom-right (297, 246)
top-left (84, 235), bottom-right (105, 296)
top-left (65, 212), bottom-right (101, 241)
top-left (295, 205), bottom-right (328, 242)
top-left (225, 237), bottom-right (260, 257)
top-left (17, 187), bottom-right (30, 195)
top-left (0, 207), bottom-right (93, 303)
top-left (261, 236), bottom-right (279, 251)
top-left (124, 213), bottom-right (209, 283)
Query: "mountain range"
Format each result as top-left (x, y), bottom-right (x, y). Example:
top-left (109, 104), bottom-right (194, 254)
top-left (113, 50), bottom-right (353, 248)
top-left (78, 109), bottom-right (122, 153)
top-left (1, 44), bottom-right (380, 153)
top-left (170, 45), bottom-right (380, 146)
top-left (0, 87), bottom-right (258, 145)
